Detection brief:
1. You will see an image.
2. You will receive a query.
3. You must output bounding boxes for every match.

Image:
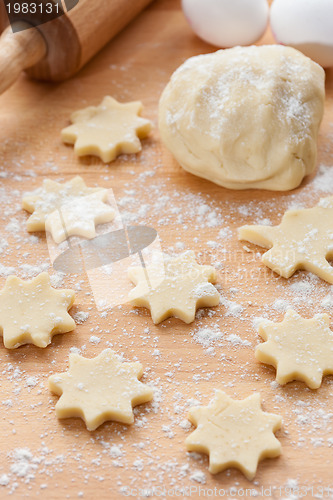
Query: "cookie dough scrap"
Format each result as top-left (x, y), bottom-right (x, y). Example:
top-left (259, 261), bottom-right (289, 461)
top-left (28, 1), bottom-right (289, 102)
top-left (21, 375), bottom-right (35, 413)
top-left (61, 96), bottom-right (153, 162)
top-left (22, 176), bottom-right (115, 243)
top-left (185, 391), bottom-right (282, 480)
top-left (49, 349), bottom-right (153, 431)
top-left (238, 197), bottom-right (333, 283)
top-left (256, 309), bottom-right (333, 389)
top-left (128, 251), bottom-right (220, 324)
top-left (0, 272), bottom-right (75, 349)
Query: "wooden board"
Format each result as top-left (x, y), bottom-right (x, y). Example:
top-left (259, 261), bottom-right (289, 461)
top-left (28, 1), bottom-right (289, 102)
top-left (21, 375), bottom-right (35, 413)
top-left (1, 1), bottom-right (333, 498)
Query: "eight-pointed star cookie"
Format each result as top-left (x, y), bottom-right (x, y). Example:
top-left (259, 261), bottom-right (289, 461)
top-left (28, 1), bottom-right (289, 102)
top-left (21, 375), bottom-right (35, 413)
top-left (22, 176), bottom-right (115, 243)
top-left (0, 272), bottom-right (75, 349)
top-left (48, 349), bottom-right (154, 430)
top-left (256, 309), bottom-right (333, 389)
top-left (61, 96), bottom-right (152, 162)
top-left (238, 197), bottom-right (333, 283)
top-left (128, 251), bottom-right (220, 324)
top-left (185, 390), bottom-right (282, 480)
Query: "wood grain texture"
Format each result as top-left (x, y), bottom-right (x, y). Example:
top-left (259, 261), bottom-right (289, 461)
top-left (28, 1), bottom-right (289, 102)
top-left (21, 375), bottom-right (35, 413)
top-left (69, 0), bottom-right (155, 70)
top-left (0, 0), bottom-right (333, 498)
top-left (0, 0), bottom-right (154, 82)
top-left (0, 24), bottom-right (46, 94)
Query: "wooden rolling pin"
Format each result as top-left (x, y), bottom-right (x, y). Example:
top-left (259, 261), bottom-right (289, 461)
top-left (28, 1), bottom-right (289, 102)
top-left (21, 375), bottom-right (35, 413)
top-left (0, 0), bottom-right (154, 94)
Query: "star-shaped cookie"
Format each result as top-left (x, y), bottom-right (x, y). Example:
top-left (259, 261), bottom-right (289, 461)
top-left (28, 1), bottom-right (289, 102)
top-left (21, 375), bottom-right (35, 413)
top-left (185, 391), bottom-right (282, 480)
top-left (44, 191), bottom-right (115, 244)
top-left (128, 251), bottom-right (220, 324)
top-left (61, 96), bottom-right (152, 162)
top-left (49, 349), bottom-right (154, 430)
top-left (256, 309), bottom-right (333, 389)
top-left (238, 197), bottom-right (333, 283)
top-left (0, 272), bottom-right (75, 349)
top-left (22, 176), bottom-right (115, 243)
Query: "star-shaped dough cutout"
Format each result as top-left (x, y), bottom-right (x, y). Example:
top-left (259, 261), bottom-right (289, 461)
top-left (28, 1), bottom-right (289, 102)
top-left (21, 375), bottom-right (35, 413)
top-left (61, 96), bottom-right (153, 162)
top-left (238, 197), bottom-right (333, 283)
top-left (256, 309), bottom-right (333, 389)
top-left (185, 391), bottom-right (282, 480)
top-left (44, 191), bottom-right (115, 244)
top-left (48, 349), bottom-right (154, 430)
top-left (0, 272), bottom-right (75, 349)
top-left (128, 251), bottom-right (220, 324)
top-left (22, 176), bottom-right (115, 243)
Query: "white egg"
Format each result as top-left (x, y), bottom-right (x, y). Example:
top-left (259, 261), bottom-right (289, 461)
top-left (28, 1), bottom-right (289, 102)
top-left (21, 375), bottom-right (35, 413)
top-left (271, 0), bottom-right (333, 67)
top-left (181, 0), bottom-right (269, 48)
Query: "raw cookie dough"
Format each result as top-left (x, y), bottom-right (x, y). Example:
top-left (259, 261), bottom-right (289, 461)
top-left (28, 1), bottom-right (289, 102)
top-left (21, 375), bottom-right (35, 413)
top-left (128, 251), bottom-right (220, 324)
top-left (45, 193), bottom-right (114, 244)
top-left (159, 45), bottom-right (325, 191)
top-left (238, 196), bottom-right (333, 283)
top-left (61, 96), bottom-right (153, 162)
top-left (256, 309), bottom-right (333, 389)
top-left (22, 176), bottom-right (115, 243)
top-left (49, 349), bottom-right (153, 431)
top-left (0, 272), bottom-right (75, 349)
top-left (185, 390), bottom-right (282, 480)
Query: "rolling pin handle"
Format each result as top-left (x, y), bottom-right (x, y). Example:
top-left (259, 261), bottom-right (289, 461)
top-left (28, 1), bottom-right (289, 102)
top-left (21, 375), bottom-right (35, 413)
top-left (0, 23), bottom-right (47, 95)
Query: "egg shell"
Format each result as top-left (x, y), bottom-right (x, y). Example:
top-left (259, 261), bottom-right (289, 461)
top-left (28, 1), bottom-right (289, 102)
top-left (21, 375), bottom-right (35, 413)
top-left (271, 0), bottom-right (333, 67)
top-left (181, 0), bottom-right (269, 48)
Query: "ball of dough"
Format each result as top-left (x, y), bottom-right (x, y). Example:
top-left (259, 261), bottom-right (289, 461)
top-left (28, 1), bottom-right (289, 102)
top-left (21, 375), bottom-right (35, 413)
top-left (158, 45), bottom-right (325, 191)
top-left (271, 0), bottom-right (333, 68)
top-left (181, 0), bottom-right (269, 48)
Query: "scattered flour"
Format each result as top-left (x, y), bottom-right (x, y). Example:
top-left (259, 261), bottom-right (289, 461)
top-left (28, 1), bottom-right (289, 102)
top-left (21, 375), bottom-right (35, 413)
top-left (73, 311), bottom-right (90, 324)
top-left (0, 79), bottom-right (332, 497)
top-left (190, 470), bottom-right (206, 484)
top-left (192, 326), bottom-right (223, 347)
top-left (225, 333), bottom-right (251, 347)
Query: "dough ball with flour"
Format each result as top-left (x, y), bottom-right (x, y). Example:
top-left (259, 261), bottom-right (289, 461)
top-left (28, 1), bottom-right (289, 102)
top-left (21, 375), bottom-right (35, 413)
top-left (158, 45), bottom-right (325, 191)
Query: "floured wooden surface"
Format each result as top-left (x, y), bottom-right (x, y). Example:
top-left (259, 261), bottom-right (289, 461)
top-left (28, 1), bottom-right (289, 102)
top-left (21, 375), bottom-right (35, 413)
top-left (0, 0), bottom-right (333, 497)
